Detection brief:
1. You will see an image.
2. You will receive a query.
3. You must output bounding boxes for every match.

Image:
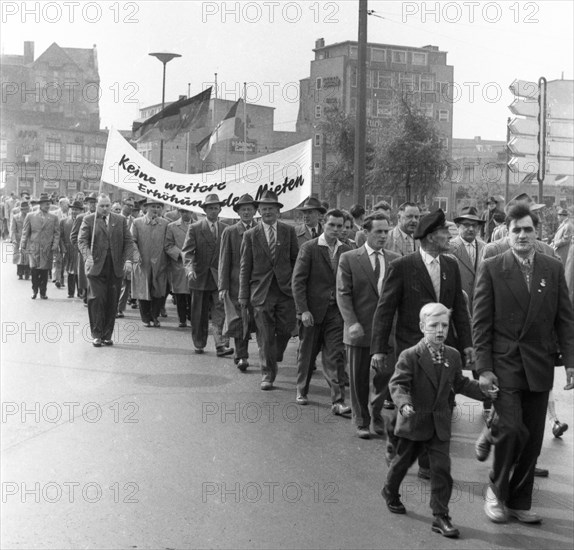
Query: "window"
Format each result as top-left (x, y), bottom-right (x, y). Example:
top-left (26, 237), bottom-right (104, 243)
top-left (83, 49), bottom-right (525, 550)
top-left (412, 52), bottom-right (427, 65)
top-left (314, 134), bottom-right (322, 147)
top-left (89, 146), bottom-right (105, 163)
top-left (422, 104), bottom-right (434, 117)
top-left (315, 105), bottom-right (322, 118)
top-left (439, 137), bottom-right (449, 149)
top-left (350, 46), bottom-right (358, 59)
top-left (432, 197), bottom-right (448, 211)
top-left (399, 73), bottom-right (415, 92)
top-left (44, 140), bottom-right (60, 161)
top-left (439, 109), bottom-right (449, 122)
top-left (420, 74), bottom-right (435, 92)
top-left (65, 143), bottom-right (82, 163)
top-left (392, 50), bottom-right (406, 63)
top-left (316, 77), bottom-right (322, 90)
top-left (376, 100), bottom-right (392, 117)
top-left (373, 71), bottom-right (392, 89)
top-left (371, 48), bottom-right (386, 62)
top-left (351, 67), bottom-right (357, 88)
top-left (350, 97), bottom-right (357, 114)
top-left (313, 161), bottom-right (321, 175)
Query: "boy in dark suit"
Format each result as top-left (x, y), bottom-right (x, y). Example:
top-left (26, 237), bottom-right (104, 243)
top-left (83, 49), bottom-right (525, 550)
top-left (381, 303), bottom-right (493, 538)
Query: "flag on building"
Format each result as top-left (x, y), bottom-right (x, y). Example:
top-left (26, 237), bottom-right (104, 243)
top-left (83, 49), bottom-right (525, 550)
top-left (132, 87), bottom-right (212, 143)
top-left (197, 99), bottom-right (242, 160)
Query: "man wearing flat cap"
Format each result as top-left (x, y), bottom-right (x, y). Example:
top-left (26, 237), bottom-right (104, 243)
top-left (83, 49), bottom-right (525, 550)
top-left (183, 193), bottom-right (233, 356)
top-left (130, 198), bottom-right (170, 327)
top-left (371, 209), bottom-right (474, 467)
top-left (20, 193), bottom-right (60, 299)
top-left (450, 206), bottom-right (486, 314)
top-left (295, 197), bottom-right (324, 247)
top-left (239, 190), bottom-right (299, 390)
top-left (219, 194), bottom-right (260, 370)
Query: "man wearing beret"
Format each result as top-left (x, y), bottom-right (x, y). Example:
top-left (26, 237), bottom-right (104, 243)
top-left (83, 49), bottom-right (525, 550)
top-left (371, 209), bottom-right (474, 468)
top-left (183, 194), bottom-right (233, 356)
top-left (219, 194), bottom-right (260, 370)
top-left (239, 190), bottom-right (299, 390)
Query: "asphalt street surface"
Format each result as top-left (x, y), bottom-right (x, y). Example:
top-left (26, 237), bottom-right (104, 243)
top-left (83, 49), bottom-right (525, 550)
top-left (1, 241), bottom-right (573, 549)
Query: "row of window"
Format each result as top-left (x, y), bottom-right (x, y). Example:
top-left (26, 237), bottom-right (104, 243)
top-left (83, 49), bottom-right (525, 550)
top-left (44, 141), bottom-right (105, 163)
top-left (348, 47), bottom-right (428, 66)
top-left (349, 70), bottom-right (437, 91)
top-left (314, 101), bottom-right (450, 122)
top-left (313, 135), bottom-right (450, 150)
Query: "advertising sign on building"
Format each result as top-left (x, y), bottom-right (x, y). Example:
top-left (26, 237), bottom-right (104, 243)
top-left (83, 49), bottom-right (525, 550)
top-left (230, 139), bottom-right (257, 154)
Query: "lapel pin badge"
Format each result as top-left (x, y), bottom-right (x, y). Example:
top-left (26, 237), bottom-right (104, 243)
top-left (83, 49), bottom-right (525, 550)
top-left (442, 273), bottom-right (446, 280)
top-left (540, 279), bottom-right (546, 287)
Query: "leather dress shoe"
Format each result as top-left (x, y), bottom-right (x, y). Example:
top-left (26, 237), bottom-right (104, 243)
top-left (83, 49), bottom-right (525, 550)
top-left (116, 312), bottom-right (124, 318)
top-left (216, 346), bottom-right (234, 357)
top-left (381, 486), bottom-right (406, 514)
top-left (418, 467), bottom-right (431, 480)
top-left (237, 359), bottom-right (249, 372)
top-left (178, 322), bottom-right (187, 328)
top-left (40, 294), bottom-right (48, 299)
top-left (383, 400), bottom-right (396, 410)
top-left (534, 467), bottom-right (549, 478)
top-left (296, 394), bottom-right (308, 405)
top-left (31, 293), bottom-right (37, 299)
top-left (143, 322), bottom-right (151, 327)
top-left (260, 381), bottom-right (273, 391)
top-left (475, 430), bottom-right (492, 462)
top-left (103, 339), bottom-right (113, 346)
top-left (371, 416), bottom-right (386, 436)
top-left (484, 486), bottom-right (508, 523)
top-left (357, 427), bottom-right (371, 439)
top-left (552, 420), bottom-right (568, 438)
top-left (332, 403), bottom-right (351, 416)
top-left (92, 338), bottom-right (102, 347)
top-left (152, 319), bottom-right (161, 327)
top-left (432, 515), bottom-right (459, 538)
top-left (55, 281), bottom-right (61, 288)
top-left (194, 348), bottom-right (204, 354)
top-left (160, 308), bottom-right (167, 318)
top-left (508, 508), bottom-right (542, 524)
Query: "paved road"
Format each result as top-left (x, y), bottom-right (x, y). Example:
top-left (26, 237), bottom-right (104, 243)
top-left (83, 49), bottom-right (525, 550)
top-left (1, 241), bottom-right (573, 549)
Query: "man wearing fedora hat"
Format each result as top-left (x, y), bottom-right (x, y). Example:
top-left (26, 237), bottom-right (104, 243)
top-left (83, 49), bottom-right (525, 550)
top-left (183, 193), bottom-right (233, 356)
top-left (131, 198), bottom-right (170, 327)
top-left (10, 199), bottom-right (31, 280)
top-left (371, 209), bottom-right (474, 469)
top-left (239, 190), bottom-right (299, 390)
top-left (219, 194), bottom-right (260, 369)
top-left (450, 206), bottom-right (487, 314)
top-left (60, 200), bottom-right (84, 297)
top-left (20, 193), bottom-right (60, 299)
top-left (78, 193), bottom-right (135, 346)
top-left (71, 193), bottom-right (98, 304)
top-left (295, 197), bottom-right (325, 247)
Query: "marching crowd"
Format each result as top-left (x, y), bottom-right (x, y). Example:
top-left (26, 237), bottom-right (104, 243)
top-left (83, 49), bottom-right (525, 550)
top-left (2, 187), bottom-right (574, 539)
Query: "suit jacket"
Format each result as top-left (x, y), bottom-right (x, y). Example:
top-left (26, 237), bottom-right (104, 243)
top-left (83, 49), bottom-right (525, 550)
top-left (371, 251), bottom-right (472, 356)
top-left (78, 213), bottom-right (134, 278)
top-left (164, 218), bottom-right (191, 294)
top-left (20, 211), bottom-right (60, 269)
top-left (449, 236), bottom-right (485, 312)
top-left (295, 222), bottom-right (322, 248)
top-left (182, 218), bottom-right (226, 291)
top-left (482, 236), bottom-right (560, 261)
top-left (384, 226), bottom-right (419, 256)
top-left (337, 245), bottom-right (401, 347)
top-left (60, 216), bottom-right (78, 273)
top-left (239, 221), bottom-right (299, 306)
top-left (390, 341), bottom-right (484, 442)
top-left (481, 207), bottom-right (505, 242)
top-left (292, 238), bottom-right (351, 324)
top-left (473, 250), bottom-right (574, 391)
top-left (219, 221), bottom-right (252, 300)
top-left (552, 220), bottom-right (574, 264)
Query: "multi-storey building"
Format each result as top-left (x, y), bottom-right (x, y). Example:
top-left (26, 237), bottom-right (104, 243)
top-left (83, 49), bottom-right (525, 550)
top-left (297, 38), bottom-right (454, 208)
top-left (1, 41), bottom-right (110, 198)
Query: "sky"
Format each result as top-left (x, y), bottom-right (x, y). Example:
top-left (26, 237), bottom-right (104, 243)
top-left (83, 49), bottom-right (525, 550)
top-left (1, 0), bottom-right (573, 140)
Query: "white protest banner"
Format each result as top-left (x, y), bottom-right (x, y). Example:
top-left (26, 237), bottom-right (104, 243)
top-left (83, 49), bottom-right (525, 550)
top-left (101, 128), bottom-right (312, 217)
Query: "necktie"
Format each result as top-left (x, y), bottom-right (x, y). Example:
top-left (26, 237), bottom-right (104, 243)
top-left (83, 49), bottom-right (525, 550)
top-left (373, 252), bottom-right (381, 295)
top-left (429, 257), bottom-right (441, 300)
top-left (467, 242), bottom-right (475, 266)
top-left (268, 225), bottom-right (276, 261)
top-left (520, 258), bottom-right (532, 292)
top-left (311, 227), bottom-right (317, 239)
top-left (211, 222), bottom-right (217, 239)
top-left (102, 215), bottom-right (108, 227)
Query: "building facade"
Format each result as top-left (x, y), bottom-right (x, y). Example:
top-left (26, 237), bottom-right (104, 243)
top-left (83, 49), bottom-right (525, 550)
top-left (1, 41), bottom-right (111, 198)
top-left (297, 38), bottom-right (454, 207)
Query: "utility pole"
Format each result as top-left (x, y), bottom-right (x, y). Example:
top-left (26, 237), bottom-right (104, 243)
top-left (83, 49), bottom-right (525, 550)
top-left (353, 0), bottom-right (368, 207)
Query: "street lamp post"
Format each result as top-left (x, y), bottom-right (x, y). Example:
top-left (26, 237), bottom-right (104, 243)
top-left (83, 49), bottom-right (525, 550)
top-left (149, 52), bottom-right (181, 168)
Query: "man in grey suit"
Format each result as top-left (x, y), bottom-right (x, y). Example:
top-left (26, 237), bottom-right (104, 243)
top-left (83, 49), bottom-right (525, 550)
top-left (183, 194), bottom-right (233, 356)
top-left (449, 206), bottom-right (486, 314)
top-left (337, 212), bottom-right (400, 438)
top-left (294, 196), bottom-right (325, 247)
top-left (20, 193), bottom-right (60, 299)
top-left (78, 194), bottom-right (135, 346)
top-left (239, 190), bottom-right (299, 390)
top-left (384, 202), bottom-right (420, 256)
top-left (292, 209), bottom-right (351, 414)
